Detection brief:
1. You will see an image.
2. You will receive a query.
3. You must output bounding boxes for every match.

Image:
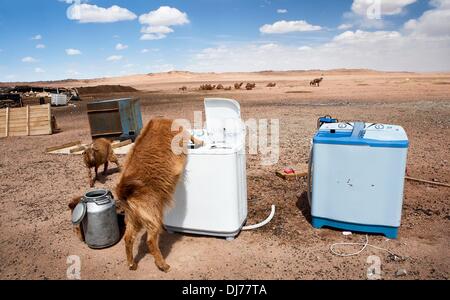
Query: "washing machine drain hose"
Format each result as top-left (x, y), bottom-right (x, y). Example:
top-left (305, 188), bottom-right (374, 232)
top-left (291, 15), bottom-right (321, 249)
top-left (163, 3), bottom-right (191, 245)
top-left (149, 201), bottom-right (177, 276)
top-left (242, 205), bottom-right (276, 231)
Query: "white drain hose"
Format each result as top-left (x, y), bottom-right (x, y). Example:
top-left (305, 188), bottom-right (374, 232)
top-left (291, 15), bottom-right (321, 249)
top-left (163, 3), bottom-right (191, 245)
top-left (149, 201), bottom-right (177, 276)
top-left (242, 205), bottom-right (276, 231)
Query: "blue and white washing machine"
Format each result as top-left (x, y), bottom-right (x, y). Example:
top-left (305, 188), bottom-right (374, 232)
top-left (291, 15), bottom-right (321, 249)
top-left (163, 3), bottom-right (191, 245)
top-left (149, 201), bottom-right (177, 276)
top-left (308, 121), bottom-right (409, 238)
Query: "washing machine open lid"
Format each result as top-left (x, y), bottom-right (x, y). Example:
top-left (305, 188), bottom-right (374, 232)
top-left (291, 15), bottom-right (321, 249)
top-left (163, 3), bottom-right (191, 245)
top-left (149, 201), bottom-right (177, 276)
top-left (205, 98), bottom-right (241, 123)
top-left (204, 98), bottom-right (243, 142)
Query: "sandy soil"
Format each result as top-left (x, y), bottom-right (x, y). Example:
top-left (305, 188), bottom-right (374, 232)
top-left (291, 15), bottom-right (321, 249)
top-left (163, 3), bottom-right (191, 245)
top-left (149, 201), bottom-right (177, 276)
top-left (0, 70), bottom-right (449, 280)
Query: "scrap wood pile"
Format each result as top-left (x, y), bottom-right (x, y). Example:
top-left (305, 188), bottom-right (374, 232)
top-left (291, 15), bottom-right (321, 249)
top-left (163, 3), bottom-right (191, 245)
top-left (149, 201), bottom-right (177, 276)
top-left (0, 93), bottom-right (23, 109)
top-left (46, 139), bottom-right (133, 155)
top-left (275, 165), bottom-right (309, 180)
top-left (0, 86), bottom-right (81, 109)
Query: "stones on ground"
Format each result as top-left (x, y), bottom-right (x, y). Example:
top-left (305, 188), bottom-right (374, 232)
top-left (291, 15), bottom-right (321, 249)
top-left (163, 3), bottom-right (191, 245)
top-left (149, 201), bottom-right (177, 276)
top-left (396, 268), bottom-right (407, 277)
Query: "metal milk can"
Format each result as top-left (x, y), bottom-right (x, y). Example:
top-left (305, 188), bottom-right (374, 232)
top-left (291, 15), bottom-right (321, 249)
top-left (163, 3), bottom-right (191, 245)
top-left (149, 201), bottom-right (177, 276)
top-left (71, 189), bottom-right (120, 249)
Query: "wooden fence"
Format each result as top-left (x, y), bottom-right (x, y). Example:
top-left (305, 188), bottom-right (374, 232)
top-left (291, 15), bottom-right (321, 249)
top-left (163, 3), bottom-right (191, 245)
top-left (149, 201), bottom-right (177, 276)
top-left (0, 103), bottom-right (52, 138)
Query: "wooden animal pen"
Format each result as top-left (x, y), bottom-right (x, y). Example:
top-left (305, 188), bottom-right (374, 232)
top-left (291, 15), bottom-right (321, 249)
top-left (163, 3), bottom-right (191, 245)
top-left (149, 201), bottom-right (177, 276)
top-left (87, 98), bottom-right (143, 141)
top-left (0, 103), bottom-right (52, 138)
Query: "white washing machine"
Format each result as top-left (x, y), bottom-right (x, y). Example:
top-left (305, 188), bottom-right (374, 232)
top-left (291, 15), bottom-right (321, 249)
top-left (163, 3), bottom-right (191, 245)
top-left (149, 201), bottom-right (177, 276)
top-left (309, 121), bottom-right (409, 238)
top-left (164, 98), bottom-right (247, 240)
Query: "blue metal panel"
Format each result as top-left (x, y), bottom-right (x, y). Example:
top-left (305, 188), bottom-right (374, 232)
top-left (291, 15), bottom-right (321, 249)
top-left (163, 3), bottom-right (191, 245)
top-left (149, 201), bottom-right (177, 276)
top-left (118, 98), bottom-right (143, 138)
top-left (133, 100), bottom-right (143, 135)
top-left (311, 216), bottom-right (399, 239)
top-left (313, 130), bottom-right (409, 148)
top-left (118, 100), bottom-right (131, 135)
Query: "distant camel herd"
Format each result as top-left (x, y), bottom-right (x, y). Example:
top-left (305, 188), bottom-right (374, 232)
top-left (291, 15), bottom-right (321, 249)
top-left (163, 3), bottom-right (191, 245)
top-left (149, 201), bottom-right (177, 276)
top-left (178, 77), bottom-right (324, 92)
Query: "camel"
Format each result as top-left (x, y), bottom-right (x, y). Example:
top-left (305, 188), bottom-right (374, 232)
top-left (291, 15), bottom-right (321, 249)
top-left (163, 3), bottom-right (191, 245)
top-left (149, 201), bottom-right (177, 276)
top-left (234, 82), bottom-right (244, 90)
top-left (310, 77), bottom-right (324, 87)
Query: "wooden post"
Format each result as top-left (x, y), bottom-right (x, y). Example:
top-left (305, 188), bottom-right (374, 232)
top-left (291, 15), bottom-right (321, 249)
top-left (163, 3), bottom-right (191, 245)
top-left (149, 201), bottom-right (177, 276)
top-left (405, 176), bottom-right (450, 188)
top-left (46, 141), bottom-right (82, 153)
top-left (47, 103), bottom-right (52, 135)
top-left (5, 107), bottom-right (10, 137)
top-left (26, 106), bottom-right (30, 136)
top-left (112, 139), bottom-right (132, 149)
top-left (70, 145), bottom-right (87, 154)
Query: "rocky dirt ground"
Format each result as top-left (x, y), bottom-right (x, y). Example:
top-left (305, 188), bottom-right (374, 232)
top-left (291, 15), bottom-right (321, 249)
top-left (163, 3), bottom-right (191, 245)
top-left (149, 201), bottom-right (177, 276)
top-left (0, 71), bottom-right (449, 279)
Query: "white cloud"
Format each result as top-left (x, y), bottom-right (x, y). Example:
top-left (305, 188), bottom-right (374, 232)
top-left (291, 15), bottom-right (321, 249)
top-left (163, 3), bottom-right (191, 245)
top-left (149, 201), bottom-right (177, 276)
top-left (139, 25), bottom-right (174, 40)
top-left (139, 6), bottom-right (189, 26)
top-left (140, 34), bottom-right (166, 41)
top-left (338, 23), bottom-right (353, 30)
top-left (345, 0), bottom-right (417, 29)
top-left (404, 0), bottom-right (450, 37)
top-left (141, 48), bottom-right (159, 53)
top-left (298, 46), bottom-right (312, 51)
top-left (139, 6), bottom-right (189, 40)
top-left (124, 63), bottom-right (135, 68)
top-left (34, 67), bottom-right (45, 73)
top-left (141, 25), bottom-right (174, 34)
top-left (31, 34), bottom-right (42, 40)
top-left (149, 63), bottom-right (175, 73)
top-left (277, 9), bottom-right (288, 14)
top-left (22, 56), bottom-right (37, 63)
top-left (260, 20), bottom-right (322, 34)
top-left (106, 55), bottom-right (123, 61)
top-left (66, 69), bottom-right (80, 76)
top-left (67, 3), bottom-right (137, 23)
top-left (115, 43), bottom-right (128, 50)
top-left (259, 43), bottom-right (279, 50)
top-left (195, 46), bottom-right (229, 60)
top-left (188, 28), bottom-right (450, 72)
top-left (351, 0), bottom-right (417, 16)
top-left (333, 30), bottom-right (401, 43)
top-left (66, 48), bottom-right (82, 55)
top-left (59, 0), bottom-right (85, 3)
top-left (36, 44), bottom-right (46, 49)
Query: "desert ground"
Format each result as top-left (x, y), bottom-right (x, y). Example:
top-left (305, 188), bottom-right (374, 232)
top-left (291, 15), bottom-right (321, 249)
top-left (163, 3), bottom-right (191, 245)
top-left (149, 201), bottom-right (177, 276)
top-left (0, 70), bottom-right (449, 279)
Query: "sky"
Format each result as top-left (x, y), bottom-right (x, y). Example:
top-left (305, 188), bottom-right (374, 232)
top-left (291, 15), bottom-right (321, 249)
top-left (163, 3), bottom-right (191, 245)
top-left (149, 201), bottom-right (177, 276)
top-left (0, 0), bottom-right (449, 82)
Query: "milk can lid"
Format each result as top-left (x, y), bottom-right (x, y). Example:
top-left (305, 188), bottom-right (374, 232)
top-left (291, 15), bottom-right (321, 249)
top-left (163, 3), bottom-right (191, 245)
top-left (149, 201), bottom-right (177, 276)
top-left (72, 202), bottom-right (87, 225)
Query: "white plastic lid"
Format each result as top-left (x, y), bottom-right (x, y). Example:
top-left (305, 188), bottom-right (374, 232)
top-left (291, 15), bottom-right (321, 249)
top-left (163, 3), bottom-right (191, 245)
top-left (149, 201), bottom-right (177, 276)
top-left (204, 98), bottom-right (241, 122)
top-left (204, 98), bottom-right (242, 137)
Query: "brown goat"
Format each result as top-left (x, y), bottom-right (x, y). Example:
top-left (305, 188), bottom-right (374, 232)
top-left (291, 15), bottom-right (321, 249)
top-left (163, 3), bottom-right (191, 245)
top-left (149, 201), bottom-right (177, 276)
top-left (115, 118), bottom-right (202, 272)
top-left (83, 138), bottom-right (120, 187)
top-left (266, 82), bottom-right (277, 88)
top-left (216, 84), bottom-right (224, 90)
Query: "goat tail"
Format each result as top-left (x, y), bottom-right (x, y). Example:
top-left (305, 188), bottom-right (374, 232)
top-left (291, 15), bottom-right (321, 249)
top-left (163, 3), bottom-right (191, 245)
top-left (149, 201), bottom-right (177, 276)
top-left (115, 177), bottom-right (144, 203)
top-left (68, 195), bottom-right (83, 211)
